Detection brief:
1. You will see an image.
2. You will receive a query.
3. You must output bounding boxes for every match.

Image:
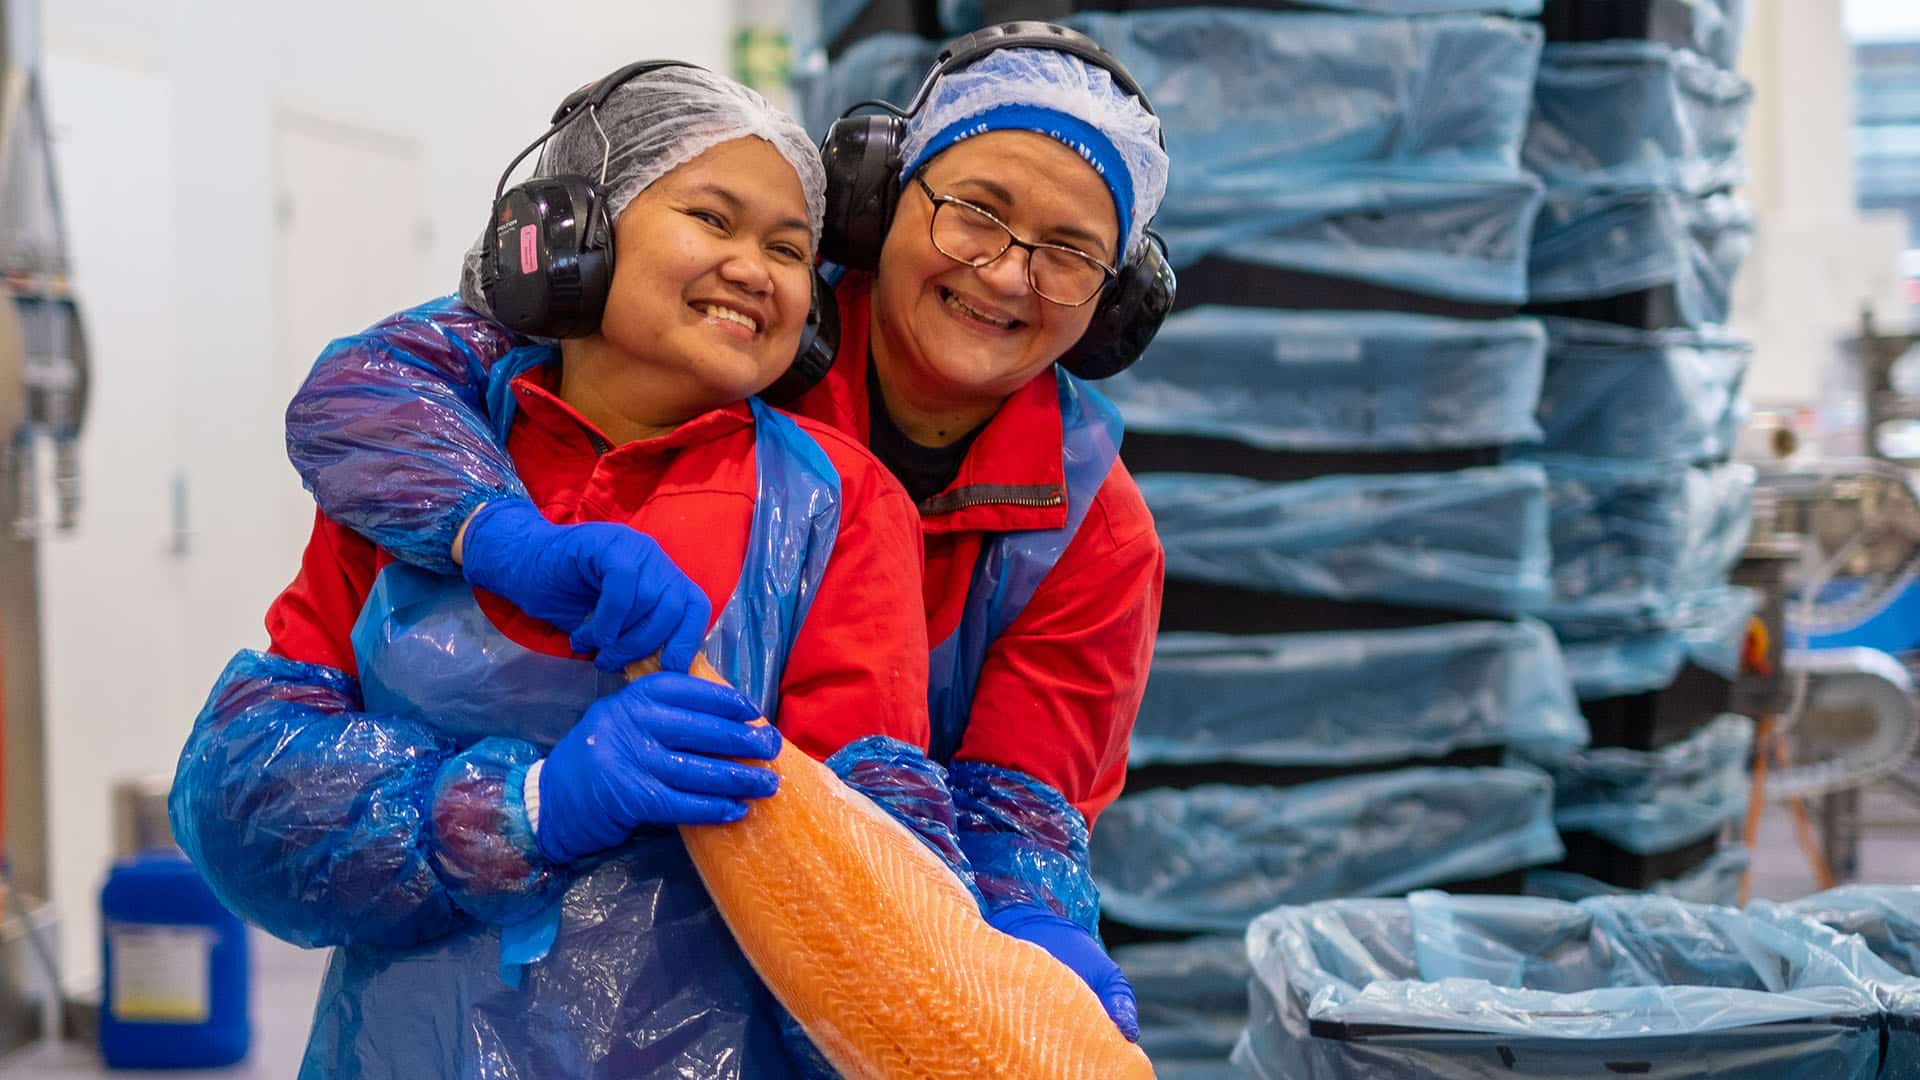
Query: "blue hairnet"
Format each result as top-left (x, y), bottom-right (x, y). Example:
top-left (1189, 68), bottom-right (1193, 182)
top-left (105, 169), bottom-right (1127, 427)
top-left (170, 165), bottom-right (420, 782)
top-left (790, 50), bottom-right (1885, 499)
top-left (460, 66), bottom-right (825, 317)
top-left (900, 47), bottom-right (1169, 258)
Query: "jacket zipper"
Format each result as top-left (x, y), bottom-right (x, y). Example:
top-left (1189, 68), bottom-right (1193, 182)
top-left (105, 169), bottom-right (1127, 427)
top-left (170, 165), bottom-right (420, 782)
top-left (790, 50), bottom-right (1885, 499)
top-left (918, 485), bottom-right (1064, 516)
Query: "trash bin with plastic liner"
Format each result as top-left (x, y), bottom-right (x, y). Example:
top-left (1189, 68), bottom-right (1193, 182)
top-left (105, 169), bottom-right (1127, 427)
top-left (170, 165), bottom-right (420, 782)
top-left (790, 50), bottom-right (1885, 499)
top-left (1534, 318), bottom-right (1750, 466)
top-left (1142, 464), bottom-right (1553, 618)
top-left (1129, 621), bottom-right (1586, 789)
top-left (1525, 844), bottom-right (1750, 906)
top-left (1528, 455), bottom-right (1755, 638)
top-left (1528, 187), bottom-right (1752, 330)
top-left (1235, 892), bottom-right (1886, 1079)
top-left (1103, 309), bottom-right (1545, 459)
top-left (1526, 41), bottom-right (1752, 195)
top-left (1091, 766), bottom-right (1564, 935)
top-left (1750, 890), bottom-right (1920, 1080)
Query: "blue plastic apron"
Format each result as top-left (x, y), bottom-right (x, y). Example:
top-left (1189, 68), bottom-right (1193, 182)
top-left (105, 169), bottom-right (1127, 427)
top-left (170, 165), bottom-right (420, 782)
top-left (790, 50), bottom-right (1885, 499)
top-left (926, 367), bottom-right (1125, 762)
top-left (302, 348), bottom-right (841, 1079)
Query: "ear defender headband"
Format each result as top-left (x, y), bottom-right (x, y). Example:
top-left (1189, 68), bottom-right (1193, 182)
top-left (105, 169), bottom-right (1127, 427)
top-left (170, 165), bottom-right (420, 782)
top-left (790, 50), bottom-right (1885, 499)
top-left (818, 21), bottom-right (1175, 380)
top-left (480, 59), bottom-right (839, 405)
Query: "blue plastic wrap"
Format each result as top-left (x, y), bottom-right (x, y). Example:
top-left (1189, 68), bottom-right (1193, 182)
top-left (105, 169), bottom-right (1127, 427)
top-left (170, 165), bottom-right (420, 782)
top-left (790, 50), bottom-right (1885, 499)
top-left (288, 297), bottom-right (526, 577)
top-left (1536, 317), bottom-right (1750, 465)
top-left (1065, 10), bottom-right (1542, 178)
top-left (1090, 766), bottom-right (1563, 933)
top-left (950, 761), bottom-right (1101, 935)
top-left (1779, 886), bottom-right (1920, 978)
top-left (1529, 188), bottom-right (1752, 327)
top-left (1529, 455), bottom-right (1755, 637)
top-left (1113, 936), bottom-right (1253, 1064)
top-left (1548, 0), bottom-right (1750, 69)
top-left (1141, 464), bottom-right (1553, 617)
top-left (1133, 622), bottom-right (1586, 769)
top-left (1526, 42), bottom-right (1752, 194)
top-left (792, 32), bottom-right (939, 139)
top-left (1235, 893), bottom-right (1885, 1079)
top-left (1519, 714), bottom-right (1753, 854)
top-left (1559, 586), bottom-right (1757, 699)
top-left (168, 650), bottom-right (564, 951)
top-left (1103, 309), bottom-right (1545, 451)
top-left (1525, 844), bottom-right (1751, 906)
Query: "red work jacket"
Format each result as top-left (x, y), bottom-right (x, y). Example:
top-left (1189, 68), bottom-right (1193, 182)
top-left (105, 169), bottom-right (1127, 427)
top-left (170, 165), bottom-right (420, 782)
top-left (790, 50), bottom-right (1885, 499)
top-left (785, 273), bottom-right (1164, 824)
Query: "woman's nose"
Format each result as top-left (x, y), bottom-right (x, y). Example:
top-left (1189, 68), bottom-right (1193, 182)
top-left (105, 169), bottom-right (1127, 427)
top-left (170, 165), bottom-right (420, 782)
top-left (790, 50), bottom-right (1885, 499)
top-left (719, 248), bottom-right (773, 295)
top-left (974, 244), bottom-right (1033, 297)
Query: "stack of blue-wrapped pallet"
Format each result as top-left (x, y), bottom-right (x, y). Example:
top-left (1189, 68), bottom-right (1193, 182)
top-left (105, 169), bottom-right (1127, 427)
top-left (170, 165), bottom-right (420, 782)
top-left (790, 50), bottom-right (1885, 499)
top-left (1511, 0), bottom-right (1761, 909)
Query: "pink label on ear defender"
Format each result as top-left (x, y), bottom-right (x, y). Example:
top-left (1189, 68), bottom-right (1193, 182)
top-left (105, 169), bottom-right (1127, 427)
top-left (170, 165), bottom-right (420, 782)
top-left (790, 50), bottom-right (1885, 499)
top-left (518, 225), bottom-right (539, 274)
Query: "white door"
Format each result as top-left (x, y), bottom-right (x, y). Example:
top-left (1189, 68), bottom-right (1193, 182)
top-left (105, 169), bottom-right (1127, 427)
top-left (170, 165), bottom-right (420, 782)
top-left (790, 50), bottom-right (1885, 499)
top-left (270, 112), bottom-right (434, 555)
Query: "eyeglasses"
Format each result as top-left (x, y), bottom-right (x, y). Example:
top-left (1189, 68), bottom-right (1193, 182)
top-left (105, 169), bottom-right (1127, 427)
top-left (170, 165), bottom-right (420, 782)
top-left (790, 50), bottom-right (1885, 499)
top-left (914, 176), bottom-right (1117, 307)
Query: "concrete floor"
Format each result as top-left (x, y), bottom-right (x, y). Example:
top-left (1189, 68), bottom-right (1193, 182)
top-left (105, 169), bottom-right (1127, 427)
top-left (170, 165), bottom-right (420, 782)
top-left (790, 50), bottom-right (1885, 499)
top-left (2, 784), bottom-right (1915, 1077)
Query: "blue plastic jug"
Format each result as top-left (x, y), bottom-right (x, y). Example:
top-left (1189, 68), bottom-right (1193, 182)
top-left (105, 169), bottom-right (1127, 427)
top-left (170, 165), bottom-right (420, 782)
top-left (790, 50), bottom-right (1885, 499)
top-left (98, 848), bottom-right (250, 1069)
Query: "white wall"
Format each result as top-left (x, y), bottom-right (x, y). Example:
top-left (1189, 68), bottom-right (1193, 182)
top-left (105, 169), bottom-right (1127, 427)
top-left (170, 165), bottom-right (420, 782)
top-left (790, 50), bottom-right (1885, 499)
top-left (1732, 0), bottom-right (1910, 411)
top-left (35, 0), bottom-right (735, 992)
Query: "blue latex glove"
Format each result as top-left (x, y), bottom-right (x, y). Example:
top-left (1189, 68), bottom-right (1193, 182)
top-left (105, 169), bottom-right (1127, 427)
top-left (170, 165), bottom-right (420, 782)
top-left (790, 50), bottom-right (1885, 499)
top-left (535, 672), bottom-right (781, 864)
top-left (460, 498), bottom-right (712, 673)
top-left (987, 904), bottom-right (1139, 1042)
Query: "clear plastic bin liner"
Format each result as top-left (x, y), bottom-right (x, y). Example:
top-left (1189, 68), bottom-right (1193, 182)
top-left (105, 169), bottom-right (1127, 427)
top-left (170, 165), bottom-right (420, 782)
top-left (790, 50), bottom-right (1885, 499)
top-left (1133, 621), bottom-right (1586, 769)
top-left (1526, 41), bottom-right (1752, 194)
top-left (1105, 309), bottom-right (1545, 451)
top-left (1558, 586), bottom-right (1758, 698)
top-left (1114, 935), bottom-right (1253, 1062)
top-left (1517, 714), bottom-right (1753, 854)
top-left (1529, 187), bottom-right (1752, 327)
top-left (1157, 171), bottom-right (1544, 305)
top-left (1141, 464), bottom-right (1553, 616)
top-left (1750, 895), bottom-right (1920, 1080)
top-left (1091, 766), bottom-right (1563, 932)
top-left (791, 32), bottom-right (940, 138)
top-left (1536, 317), bottom-right (1751, 465)
top-left (1524, 845), bottom-right (1751, 907)
top-left (1528, 456), bottom-right (1755, 635)
top-left (1235, 893), bottom-right (1884, 1080)
top-left (1777, 886), bottom-right (1920, 979)
top-left (1064, 10), bottom-right (1542, 179)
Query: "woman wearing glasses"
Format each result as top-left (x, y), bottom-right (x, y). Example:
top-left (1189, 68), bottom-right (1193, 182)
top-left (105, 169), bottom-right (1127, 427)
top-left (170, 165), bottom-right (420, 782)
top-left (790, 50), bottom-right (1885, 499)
top-left (281, 30), bottom-right (1169, 1041)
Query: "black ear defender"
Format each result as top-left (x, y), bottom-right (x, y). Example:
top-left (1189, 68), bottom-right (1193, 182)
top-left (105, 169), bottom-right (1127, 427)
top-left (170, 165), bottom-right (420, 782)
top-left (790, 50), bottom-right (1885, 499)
top-left (479, 59), bottom-right (839, 402)
top-left (817, 21), bottom-right (1176, 380)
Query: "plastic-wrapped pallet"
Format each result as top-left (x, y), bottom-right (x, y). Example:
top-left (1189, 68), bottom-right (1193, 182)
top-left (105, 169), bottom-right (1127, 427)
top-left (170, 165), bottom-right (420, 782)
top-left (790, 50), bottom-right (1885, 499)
top-left (1534, 318), bottom-right (1750, 465)
top-left (1538, 0), bottom-right (1751, 69)
top-left (1132, 621), bottom-right (1586, 774)
top-left (1235, 893), bottom-right (1886, 1079)
top-left (1528, 455), bottom-right (1755, 636)
top-left (1525, 843), bottom-right (1749, 906)
top-left (1090, 766), bottom-right (1563, 934)
top-left (1528, 187), bottom-right (1752, 329)
top-left (1526, 42), bottom-right (1752, 194)
top-left (1519, 713), bottom-right (1752, 856)
top-left (1104, 309), bottom-right (1545, 452)
top-left (791, 31), bottom-right (941, 137)
top-left (1558, 585), bottom-right (1756, 701)
top-left (1142, 464), bottom-right (1553, 617)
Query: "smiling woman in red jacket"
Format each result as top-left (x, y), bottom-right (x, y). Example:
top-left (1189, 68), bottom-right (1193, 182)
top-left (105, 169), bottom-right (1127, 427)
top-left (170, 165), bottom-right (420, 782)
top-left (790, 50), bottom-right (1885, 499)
top-left (278, 23), bottom-right (1172, 1044)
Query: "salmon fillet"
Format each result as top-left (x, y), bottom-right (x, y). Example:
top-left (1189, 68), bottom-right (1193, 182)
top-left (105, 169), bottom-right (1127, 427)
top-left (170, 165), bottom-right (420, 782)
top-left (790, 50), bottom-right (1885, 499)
top-left (673, 659), bottom-right (1156, 1079)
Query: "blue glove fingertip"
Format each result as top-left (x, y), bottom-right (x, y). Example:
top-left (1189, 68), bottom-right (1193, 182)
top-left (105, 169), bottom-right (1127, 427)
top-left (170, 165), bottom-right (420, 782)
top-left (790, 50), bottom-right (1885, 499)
top-left (1108, 991), bottom-right (1139, 1042)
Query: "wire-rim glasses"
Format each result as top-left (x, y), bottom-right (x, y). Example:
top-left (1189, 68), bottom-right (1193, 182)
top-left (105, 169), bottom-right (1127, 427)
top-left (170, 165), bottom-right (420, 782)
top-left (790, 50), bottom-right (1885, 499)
top-left (914, 176), bottom-right (1116, 307)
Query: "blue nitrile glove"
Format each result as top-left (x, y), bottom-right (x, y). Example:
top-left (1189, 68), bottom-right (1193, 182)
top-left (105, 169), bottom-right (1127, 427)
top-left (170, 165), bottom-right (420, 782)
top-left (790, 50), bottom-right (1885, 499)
top-left (534, 672), bottom-right (781, 864)
top-left (987, 904), bottom-right (1139, 1042)
top-left (460, 498), bottom-right (712, 673)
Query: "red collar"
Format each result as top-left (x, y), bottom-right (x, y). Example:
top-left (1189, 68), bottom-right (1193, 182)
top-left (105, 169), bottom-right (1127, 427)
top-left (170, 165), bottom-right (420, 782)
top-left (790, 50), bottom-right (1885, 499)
top-left (801, 273), bottom-right (1070, 535)
top-left (507, 362), bottom-right (754, 468)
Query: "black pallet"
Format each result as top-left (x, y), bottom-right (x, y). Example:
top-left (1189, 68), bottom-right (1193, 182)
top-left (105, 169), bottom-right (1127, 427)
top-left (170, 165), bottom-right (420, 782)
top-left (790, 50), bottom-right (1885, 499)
top-left (1538, 0), bottom-right (1722, 53)
top-left (1159, 576), bottom-right (1485, 636)
top-left (1125, 745), bottom-right (1504, 794)
top-left (1526, 285), bottom-right (1684, 331)
top-left (1553, 831), bottom-right (1722, 890)
top-left (1127, 432), bottom-right (1503, 485)
top-left (826, 1), bottom-right (942, 59)
top-left (1581, 662), bottom-right (1733, 750)
top-left (1171, 257), bottom-right (1523, 321)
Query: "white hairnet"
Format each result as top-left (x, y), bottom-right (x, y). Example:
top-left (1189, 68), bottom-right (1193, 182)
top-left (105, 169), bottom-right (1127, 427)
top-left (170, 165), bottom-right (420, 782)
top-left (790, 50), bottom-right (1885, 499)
top-left (461, 65), bottom-right (825, 316)
top-left (899, 47), bottom-right (1168, 259)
